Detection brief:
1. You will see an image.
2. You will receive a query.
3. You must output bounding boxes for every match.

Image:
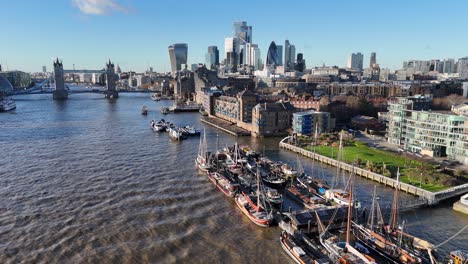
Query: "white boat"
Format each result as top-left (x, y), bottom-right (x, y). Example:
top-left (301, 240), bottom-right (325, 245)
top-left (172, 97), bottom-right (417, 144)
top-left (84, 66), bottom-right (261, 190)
top-left (168, 127), bottom-right (185, 141)
top-left (281, 164), bottom-right (298, 177)
top-left (151, 93), bottom-right (161, 101)
top-left (183, 126), bottom-right (200, 136)
top-left (195, 129), bottom-right (211, 172)
top-left (0, 96), bottom-right (16, 112)
top-left (150, 120), bottom-right (167, 132)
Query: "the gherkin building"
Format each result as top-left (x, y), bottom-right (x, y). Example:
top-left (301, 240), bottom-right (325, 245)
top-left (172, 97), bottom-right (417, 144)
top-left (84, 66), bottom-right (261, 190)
top-left (266, 41), bottom-right (280, 67)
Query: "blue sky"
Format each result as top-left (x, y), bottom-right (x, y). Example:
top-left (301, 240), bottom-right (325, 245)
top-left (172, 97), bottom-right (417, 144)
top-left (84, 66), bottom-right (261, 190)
top-left (1, 0), bottom-right (467, 72)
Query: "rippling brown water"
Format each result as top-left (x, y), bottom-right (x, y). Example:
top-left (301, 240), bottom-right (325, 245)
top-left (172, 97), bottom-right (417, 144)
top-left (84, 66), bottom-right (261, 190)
top-left (1, 93), bottom-right (466, 263)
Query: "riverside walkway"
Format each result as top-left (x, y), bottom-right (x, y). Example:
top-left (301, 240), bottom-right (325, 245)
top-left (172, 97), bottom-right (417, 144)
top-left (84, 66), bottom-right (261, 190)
top-left (279, 137), bottom-right (468, 205)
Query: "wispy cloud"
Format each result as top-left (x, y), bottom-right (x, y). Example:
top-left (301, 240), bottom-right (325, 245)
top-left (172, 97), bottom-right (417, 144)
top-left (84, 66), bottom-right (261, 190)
top-left (72, 0), bottom-right (128, 15)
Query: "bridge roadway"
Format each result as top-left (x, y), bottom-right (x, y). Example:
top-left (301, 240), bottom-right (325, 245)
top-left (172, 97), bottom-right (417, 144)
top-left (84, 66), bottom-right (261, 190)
top-left (279, 137), bottom-right (468, 206)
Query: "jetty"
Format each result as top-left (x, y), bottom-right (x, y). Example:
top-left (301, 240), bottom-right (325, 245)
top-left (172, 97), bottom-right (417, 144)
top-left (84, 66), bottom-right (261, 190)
top-left (200, 116), bottom-right (250, 136)
top-left (279, 136), bottom-right (468, 205)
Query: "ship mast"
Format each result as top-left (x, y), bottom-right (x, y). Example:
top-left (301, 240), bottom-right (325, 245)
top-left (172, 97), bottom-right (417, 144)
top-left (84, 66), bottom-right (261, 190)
top-left (346, 175), bottom-right (353, 245)
top-left (256, 168), bottom-right (261, 212)
top-left (391, 167), bottom-right (400, 229)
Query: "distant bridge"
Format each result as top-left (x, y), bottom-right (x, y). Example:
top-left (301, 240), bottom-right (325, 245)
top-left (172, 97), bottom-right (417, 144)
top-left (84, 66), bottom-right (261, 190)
top-left (11, 81), bottom-right (152, 96)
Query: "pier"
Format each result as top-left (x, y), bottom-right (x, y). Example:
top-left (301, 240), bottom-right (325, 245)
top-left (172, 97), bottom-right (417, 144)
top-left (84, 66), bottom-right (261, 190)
top-left (279, 137), bottom-right (468, 205)
top-left (200, 116), bottom-right (250, 136)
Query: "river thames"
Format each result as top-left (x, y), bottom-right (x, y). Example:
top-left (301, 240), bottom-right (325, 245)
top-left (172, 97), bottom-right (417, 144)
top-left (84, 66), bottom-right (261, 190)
top-left (0, 93), bottom-right (466, 263)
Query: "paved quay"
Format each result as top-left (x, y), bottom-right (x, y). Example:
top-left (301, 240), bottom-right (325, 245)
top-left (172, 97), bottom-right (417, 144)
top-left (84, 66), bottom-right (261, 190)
top-left (200, 116), bottom-right (251, 136)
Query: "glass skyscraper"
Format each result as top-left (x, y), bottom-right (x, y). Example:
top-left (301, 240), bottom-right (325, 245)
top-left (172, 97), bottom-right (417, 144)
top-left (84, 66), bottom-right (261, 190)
top-left (205, 46), bottom-right (219, 70)
top-left (266, 41), bottom-right (280, 67)
top-left (168, 43), bottom-right (188, 72)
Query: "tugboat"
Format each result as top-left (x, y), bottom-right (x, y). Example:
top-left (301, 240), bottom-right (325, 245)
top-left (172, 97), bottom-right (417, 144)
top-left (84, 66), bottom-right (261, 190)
top-left (141, 106), bottom-right (148, 115)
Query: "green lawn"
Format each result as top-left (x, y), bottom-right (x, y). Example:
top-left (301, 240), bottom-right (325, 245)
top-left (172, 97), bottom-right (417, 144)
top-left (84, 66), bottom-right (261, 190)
top-left (304, 141), bottom-right (449, 192)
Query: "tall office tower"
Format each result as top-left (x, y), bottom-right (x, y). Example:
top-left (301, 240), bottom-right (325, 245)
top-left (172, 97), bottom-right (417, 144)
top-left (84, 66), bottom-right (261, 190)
top-left (289, 45), bottom-right (296, 65)
top-left (42, 66), bottom-right (47, 73)
top-left (457, 57), bottom-right (468, 78)
top-left (443, 58), bottom-right (455, 73)
top-left (347, 52), bottom-right (364, 71)
top-left (233, 21), bottom-right (252, 44)
top-left (168, 43), bottom-right (188, 72)
top-left (294, 53), bottom-right (305, 72)
top-left (224, 37), bottom-right (239, 71)
top-left (266, 41), bottom-right (280, 67)
top-left (245, 43), bottom-right (262, 70)
top-left (233, 21), bottom-right (252, 66)
top-left (370, 52), bottom-right (376, 68)
top-left (226, 52), bottom-right (238, 72)
top-left (0, 64), bottom-right (2, 72)
top-left (284, 40), bottom-right (291, 70)
top-left (276, 45), bottom-right (283, 66)
top-left (205, 46), bottom-right (219, 70)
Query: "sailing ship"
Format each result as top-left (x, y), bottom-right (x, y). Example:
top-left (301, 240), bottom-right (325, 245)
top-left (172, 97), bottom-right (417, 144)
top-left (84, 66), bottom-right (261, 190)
top-left (318, 176), bottom-right (376, 264)
top-left (234, 169), bottom-right (274, 227)
top-left (280, 231), bottom-right (332, 264)
top-left (382, 169), bottom-right (440, 264)
top-left (195, 129), bottom-right (211, 172)
top-left (298, 124), bottom-right (331, 198)
top-left (352, 185), bottom-right (422, 264)
top-left (324, 133), bottom-right (360, 208)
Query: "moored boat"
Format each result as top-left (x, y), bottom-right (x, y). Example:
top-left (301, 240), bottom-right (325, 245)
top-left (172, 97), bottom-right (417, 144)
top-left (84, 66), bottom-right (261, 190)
top-left (141, 106), bottom-right (148, 115)
top-left (195, 129), bottom-right (212, 172)
top-left (262, 186), bottom-right (282, 205)
top-left (0, 96), bottom-right (16, 112)
top-left (150, 119), bottom-right (167, 132)
top-left (235, 192), bottom-right (273, 227)
top-left (234, 169), bottom-right (274, 227)
top-left (151, 93), bottom-right (161, 101)
top-left (207, 171), bottom-right (239, 197)
top-left (280, 231), bottom-right (332, 264)
top-left (168, 127), bottom-right (186, 141)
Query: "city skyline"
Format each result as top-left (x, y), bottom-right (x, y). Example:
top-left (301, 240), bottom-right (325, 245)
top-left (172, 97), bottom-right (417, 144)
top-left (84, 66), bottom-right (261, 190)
top-left (1, 0), bottom-right (468, 73)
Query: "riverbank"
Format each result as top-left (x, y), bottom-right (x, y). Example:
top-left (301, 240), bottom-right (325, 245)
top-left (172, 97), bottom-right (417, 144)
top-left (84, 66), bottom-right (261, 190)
top-left (279, 137), bottom-right (468, 205)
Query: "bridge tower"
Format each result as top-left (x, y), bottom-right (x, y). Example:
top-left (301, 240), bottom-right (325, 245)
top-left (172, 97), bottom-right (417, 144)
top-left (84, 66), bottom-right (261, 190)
top-left (52, 58), bottom-right (68, 100)
top-left (104, 59), bottom-right (119, 99)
